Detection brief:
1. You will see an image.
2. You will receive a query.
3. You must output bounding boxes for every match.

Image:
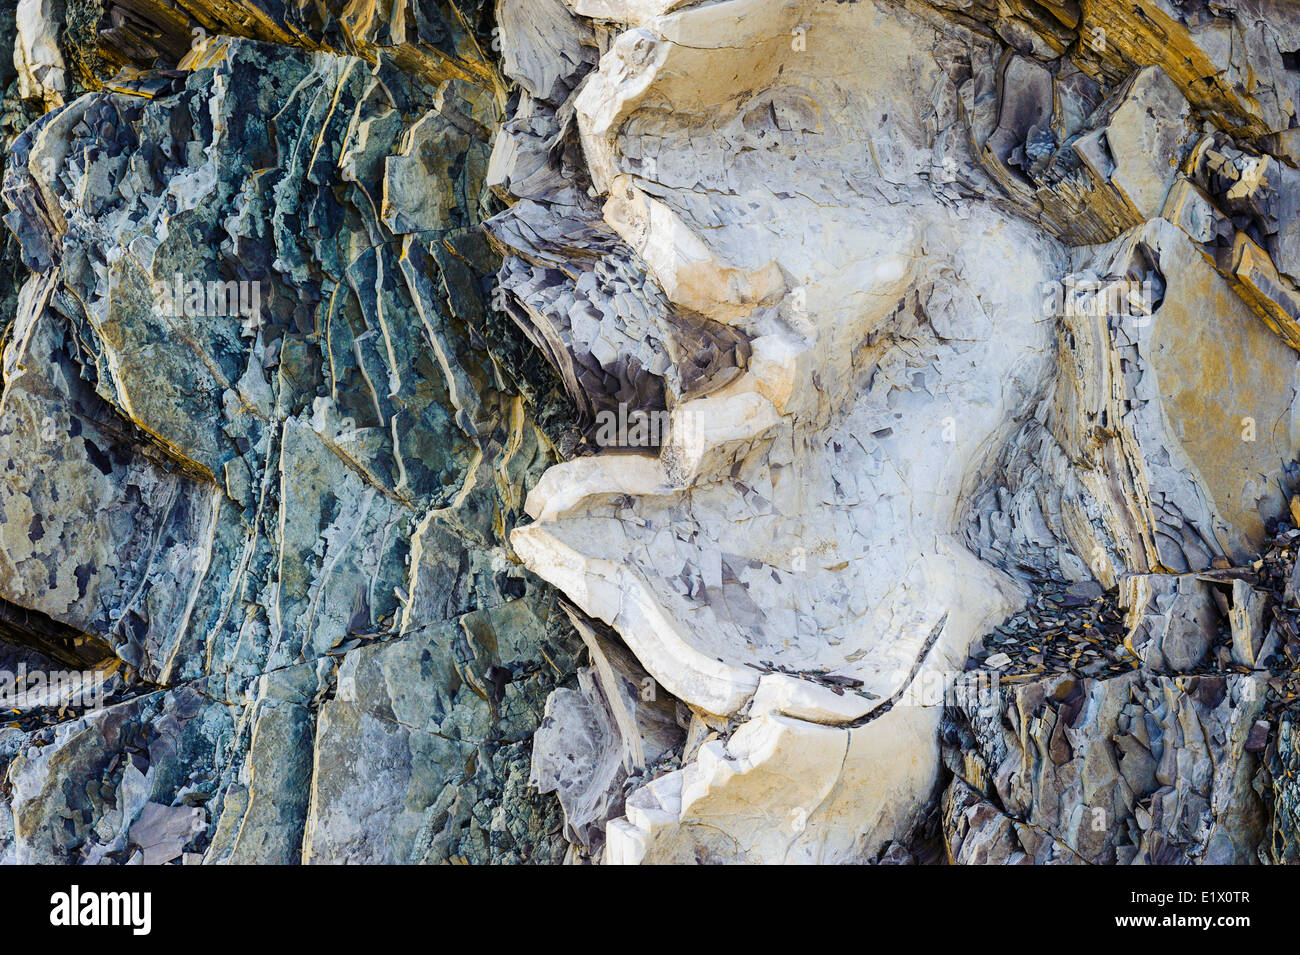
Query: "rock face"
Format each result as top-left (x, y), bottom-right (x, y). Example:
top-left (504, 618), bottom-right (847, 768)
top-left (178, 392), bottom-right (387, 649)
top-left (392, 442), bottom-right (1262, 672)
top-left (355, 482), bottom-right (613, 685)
top-left (0, 12), bottom-right (581, 864)
top-left (2, 0), bottom-right (1300, 865)
top-left (943, 671), bottom-right (1268, 864)
top-left (487, 0), bottom-right (1300, 864)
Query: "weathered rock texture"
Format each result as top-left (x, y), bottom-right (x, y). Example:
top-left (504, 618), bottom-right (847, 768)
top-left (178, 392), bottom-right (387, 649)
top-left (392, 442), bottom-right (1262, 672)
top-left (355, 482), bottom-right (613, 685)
top-left (489, 0), bottom-right (1300, 864)
top-left (2, 0), bottom-right (1300, 865)
top-left (0, 6), bottom-right (583, 864)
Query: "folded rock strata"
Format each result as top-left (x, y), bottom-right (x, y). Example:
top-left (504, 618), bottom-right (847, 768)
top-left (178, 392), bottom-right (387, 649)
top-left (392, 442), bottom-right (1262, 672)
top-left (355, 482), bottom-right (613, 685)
top-left (3, 0), bottom-right (1300, 865)
top-left (491, 0), bottom-right (1300, 863)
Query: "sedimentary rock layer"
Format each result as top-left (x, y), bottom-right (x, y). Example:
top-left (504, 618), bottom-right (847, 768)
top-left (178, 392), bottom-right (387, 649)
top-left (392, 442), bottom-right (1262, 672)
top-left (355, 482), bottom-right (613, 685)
top-left (491, 0), bottom-right (1300, 863)
top-left (0, 18), bottom-right (579, 864)
top-left (2, 0), bottom-right (1300, 865)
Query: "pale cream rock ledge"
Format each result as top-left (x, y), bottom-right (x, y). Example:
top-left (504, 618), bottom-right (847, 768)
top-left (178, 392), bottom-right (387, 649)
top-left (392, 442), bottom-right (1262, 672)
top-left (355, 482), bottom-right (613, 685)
top-left (505, 0), bottom-right (1064, 862)
top-left (14, 0), bottom-right (66, 111)
top-left (498, 0), bottom-right (1300, 863)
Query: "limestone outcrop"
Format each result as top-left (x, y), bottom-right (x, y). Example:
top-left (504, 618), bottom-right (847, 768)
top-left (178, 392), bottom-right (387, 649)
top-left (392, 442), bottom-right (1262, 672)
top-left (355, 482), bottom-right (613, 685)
top-left (1, 0), bottom-right (1300, 865)
top-left (488, 0), bottom-right (1300, 863)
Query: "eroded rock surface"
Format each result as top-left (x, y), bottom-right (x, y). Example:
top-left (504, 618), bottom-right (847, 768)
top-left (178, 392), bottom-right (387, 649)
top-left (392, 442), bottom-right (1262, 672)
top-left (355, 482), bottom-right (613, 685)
top-left (0, 20), bottom-right (581, 864)
top-left (3, 0), bottom-right (1300, 865)
top-left (491, 0), bottom-right (1300, 863)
